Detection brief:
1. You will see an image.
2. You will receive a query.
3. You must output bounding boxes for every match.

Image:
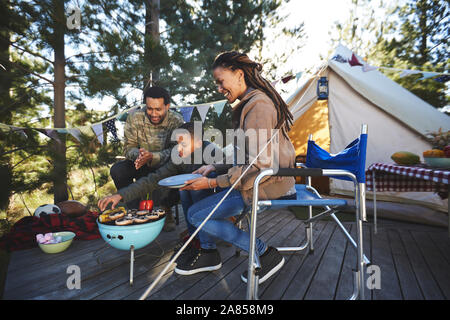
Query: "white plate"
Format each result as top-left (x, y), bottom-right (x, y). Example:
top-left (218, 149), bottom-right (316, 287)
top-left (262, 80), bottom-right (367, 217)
top-left (158, 173), bottom-right (203, 188)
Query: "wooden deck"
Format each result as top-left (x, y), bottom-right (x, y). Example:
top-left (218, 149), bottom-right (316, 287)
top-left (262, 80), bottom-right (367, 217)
top-left (3, 206), bottom-right (450, 300)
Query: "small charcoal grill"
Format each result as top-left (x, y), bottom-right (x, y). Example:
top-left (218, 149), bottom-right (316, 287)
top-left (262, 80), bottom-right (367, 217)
top-left (96, 216), bottom-right (166, 285)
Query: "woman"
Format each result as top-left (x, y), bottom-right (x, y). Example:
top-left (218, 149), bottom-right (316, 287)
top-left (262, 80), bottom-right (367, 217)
top-left (176, 51), bottom-right (297, 284)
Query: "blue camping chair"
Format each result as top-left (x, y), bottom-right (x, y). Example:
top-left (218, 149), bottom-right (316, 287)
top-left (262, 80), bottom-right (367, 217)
top-left (246, 124), bottom-right (370, 300)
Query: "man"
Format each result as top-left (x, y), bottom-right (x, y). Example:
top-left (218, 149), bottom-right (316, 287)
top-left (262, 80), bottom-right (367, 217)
top-left (99, 121), bottom-right (224, 261)
top-left (109, 86), bottom-right (184, 231)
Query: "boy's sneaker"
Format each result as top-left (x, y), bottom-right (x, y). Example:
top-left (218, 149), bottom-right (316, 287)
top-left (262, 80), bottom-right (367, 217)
top-left (240, 247), bottom-right (284, 284)
top-left (174, 248), bottom-right (222, 275)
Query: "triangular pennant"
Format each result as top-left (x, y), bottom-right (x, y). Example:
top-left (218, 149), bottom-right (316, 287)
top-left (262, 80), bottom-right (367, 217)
top-left (362, 64), bottom-right (379, 72)
top-left (433, 75), bottom-right (450, 83)
top-left (295, 72), bottom-right (303, 82)
top-left (348, 53), bottom-right (363, 67)
top-left (213, 101), bottom-right (226, 117)
top-left (45, 129), bottom-right (61, 143)
top-left (104, 119), bottom-right (119, 141)
top-left (179, 106), bottom-right (195, 122)
top-left (91, 123), bottom-right (104, 145)
top-left (79, 125), bottom-right (95, 138)
top-left (417, 71), bottom-right (439, 81)
top-left (271, 79), bottom-right (280, 87)
top-left (68, 128), bottom-right (82, 142)
top-left (331, 54), bottom-right (348, 63)
top-left (281, 75), bottom-right (294, 83)
top-left (399, 69), bottom-right (421, 78)
top-left (11, 126), bottom-right (27, 139)
top-left (196, 105), bottom-right (210, 123)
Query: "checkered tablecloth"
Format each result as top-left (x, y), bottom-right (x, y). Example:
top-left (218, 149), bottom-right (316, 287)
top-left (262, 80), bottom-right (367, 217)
top-left (366, 162), bottom-right (449, 197)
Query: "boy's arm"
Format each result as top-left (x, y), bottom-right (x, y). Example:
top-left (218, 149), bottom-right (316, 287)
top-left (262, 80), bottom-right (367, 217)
top-left (118, 160), bottom-right (181, 202)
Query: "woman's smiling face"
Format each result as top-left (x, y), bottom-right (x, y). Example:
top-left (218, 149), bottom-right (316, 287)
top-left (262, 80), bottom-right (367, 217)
top-left (213, 67), bottom-right (246, 103)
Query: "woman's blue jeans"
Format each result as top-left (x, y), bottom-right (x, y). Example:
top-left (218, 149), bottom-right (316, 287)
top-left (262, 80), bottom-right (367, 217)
top-left (186, 188), bottom-right (267, 256)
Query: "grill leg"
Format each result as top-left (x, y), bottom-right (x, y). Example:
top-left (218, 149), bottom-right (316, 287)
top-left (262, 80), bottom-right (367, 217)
top-left (130, 245), bottom-right (135, 286)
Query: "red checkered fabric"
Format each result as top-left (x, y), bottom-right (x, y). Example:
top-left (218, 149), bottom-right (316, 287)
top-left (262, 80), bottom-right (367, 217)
top-left (366, 163), bottom-right (449, 196)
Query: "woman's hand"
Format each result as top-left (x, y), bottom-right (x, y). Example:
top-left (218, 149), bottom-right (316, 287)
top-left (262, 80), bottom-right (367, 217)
top-left (180, 177), bottom-right (217, 191)
top-left (192, 164), bottom-right (216, 176)
top-left (98, 194), bottom-right (123, 212)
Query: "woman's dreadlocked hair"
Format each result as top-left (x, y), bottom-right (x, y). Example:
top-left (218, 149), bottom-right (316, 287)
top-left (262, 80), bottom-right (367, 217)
top-left (212, 51), bottom-right (293, 138)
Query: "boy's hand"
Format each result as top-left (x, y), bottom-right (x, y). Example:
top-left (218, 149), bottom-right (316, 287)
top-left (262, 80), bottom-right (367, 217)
top-left (98, 194), bottom-right (123, 212)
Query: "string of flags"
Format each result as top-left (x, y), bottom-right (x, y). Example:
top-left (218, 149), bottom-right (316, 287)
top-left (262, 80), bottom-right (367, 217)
top-left (0, 99), bottom-right (231, 145)
top-left (331, 53), bottom-right (450, 83)
top-left (0, 70), bottom-right (303, 145)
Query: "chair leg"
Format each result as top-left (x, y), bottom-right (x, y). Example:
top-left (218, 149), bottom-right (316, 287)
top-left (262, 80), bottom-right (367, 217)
top-left (308, 205), bottom-right (314, 253)
top-left (348, 269), bottom-right (360, 300)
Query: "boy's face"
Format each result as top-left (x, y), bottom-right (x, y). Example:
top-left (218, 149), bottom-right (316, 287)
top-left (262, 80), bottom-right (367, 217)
top-left (177, 132), bottom-right (202, 158)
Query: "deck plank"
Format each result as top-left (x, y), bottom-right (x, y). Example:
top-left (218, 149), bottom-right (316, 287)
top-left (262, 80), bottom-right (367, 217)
top-left (397, 229), bottom-right (445, 300)
top-left (387, 229), bottom-right (424, 299)
top-left (303, 219), bottom-right (348, 300)
top-left (410, 230), bottom-right (450, 299)
top-left (259, 220), bottom-right (326, 300)
top-left (280, 222), bottom-right (336, 300)
top-left (371, 225), bottom-right (403, 300)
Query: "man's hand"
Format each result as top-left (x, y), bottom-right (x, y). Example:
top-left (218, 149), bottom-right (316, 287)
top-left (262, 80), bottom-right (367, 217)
top-left (98, 194), bottom-right (123, 212)
top-left (192, 164), bottom-right (216, 177)
top-left (135, 148), bottom-right (153, 170)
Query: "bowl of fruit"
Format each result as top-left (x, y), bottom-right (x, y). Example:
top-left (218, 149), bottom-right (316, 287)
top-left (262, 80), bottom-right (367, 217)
top-left (423, 146), bottom-right (450, 168)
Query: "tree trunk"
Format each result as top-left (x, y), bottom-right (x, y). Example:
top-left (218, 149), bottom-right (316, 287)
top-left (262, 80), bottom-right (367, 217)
top-left (0, 1), bottom-right (12, 125)
top-left (144, 0), bottom-right (160, 88)
top-left (0, 0), bottom-right (13, 210)
top-left (52, 0), bottom-right (68, 203)
top-left (417, 0), bottom-right (429, 65)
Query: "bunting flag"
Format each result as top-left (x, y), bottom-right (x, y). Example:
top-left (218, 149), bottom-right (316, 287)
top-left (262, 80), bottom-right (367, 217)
top-left (213, 100), bottom-right (227, 117)
top-left (45, 129), bottom-right (61, 143)
top-left (179, 106), bottom-right (195, 122)
top-left (434, 75), bottom-right (450, 83)
top-left (399, 70), bottom-right (421, 78)
top-left (196, 105), bottom-right (210, 123)
top-left (35, 128), bottom-right (61, 143)
top-left (271, 79), bottom-right (280, 87)
top-left (104, 119), bottom-right (119, 141)
top-left (348, 53), bottom-right (363, 67)
top-left (331, 54), bottom-right (348, 63)
top-left (91, 123), bottom-right (104, 145)
top-left (68, 128), bottom-right (82, 142)
top-left (11, 127), bottom-right (28, 139)
top-left (281, 75), bottom-right (294, 83)
top-left (362, 64), bottom-right (379, 72)
top-left (295, 72), bottom-right (303, 82)
top-left (417, 71), bottom-right (439, 81)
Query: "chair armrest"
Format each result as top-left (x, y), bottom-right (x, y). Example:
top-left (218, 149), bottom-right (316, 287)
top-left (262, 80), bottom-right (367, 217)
top-left (274, 168), bottom-right (323, 177)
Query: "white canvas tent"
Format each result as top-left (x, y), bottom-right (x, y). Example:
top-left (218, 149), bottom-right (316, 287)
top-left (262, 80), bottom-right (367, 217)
top-left (286, 44), bottom-right (450, 212)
